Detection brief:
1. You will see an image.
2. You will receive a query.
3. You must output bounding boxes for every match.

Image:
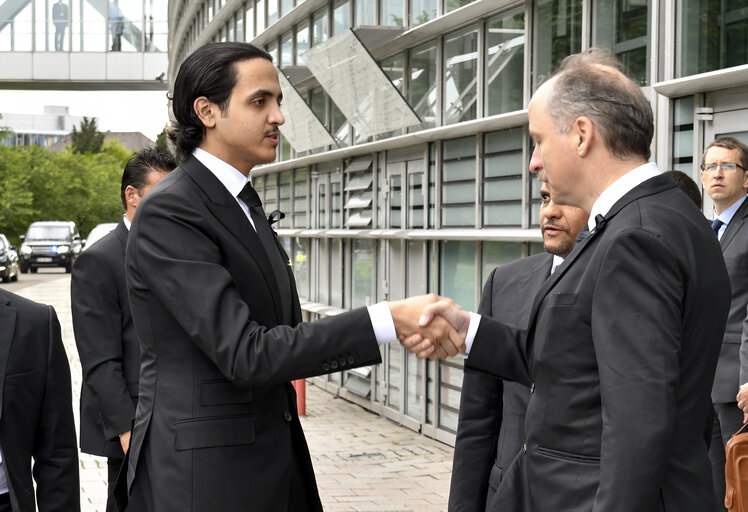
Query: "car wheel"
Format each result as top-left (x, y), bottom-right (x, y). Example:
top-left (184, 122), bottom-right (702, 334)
top-left (1, 275), bottom-right (8, 283)
top-left (30, 267), bottom-right (37, 274)
top-left (20, 264), bottom-right (28, 274)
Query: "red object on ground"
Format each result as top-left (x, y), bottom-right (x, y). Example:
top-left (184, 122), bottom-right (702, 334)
top-left (292, 379), bottom-right (306, 416)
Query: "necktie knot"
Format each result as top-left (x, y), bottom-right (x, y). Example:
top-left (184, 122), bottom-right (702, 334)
top-left (712, 218), bottom-right (724, 237)
top-left (238, 181), bottom-right (262, 208)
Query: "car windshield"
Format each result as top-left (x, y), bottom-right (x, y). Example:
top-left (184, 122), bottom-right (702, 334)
top-left (26, 226), bottom-right (71, 241)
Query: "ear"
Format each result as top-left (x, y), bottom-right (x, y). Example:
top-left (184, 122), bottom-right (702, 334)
top-left (124, 185), bottom-right (140, 208)
top-left (572, 116), bottom-right (594, 157)
top-left (194, 96), bottom-right (217, 129)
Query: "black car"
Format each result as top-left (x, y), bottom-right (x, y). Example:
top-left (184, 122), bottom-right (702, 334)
top-left (0, 234), bottom-right (20, 282)
top-left (19, 221), bottom-right (83, 273)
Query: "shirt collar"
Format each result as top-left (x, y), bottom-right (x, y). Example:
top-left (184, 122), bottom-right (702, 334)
top-left (714, 195), bottom-right (747, 226)
top-left (193, 147), bottom-right (251, 199)
top-left (588, 162), bottom-right (661, 231)
top-left (123, 214), bottom-right (131, 231)
top-left (551, 254), bottom-right (564, 275)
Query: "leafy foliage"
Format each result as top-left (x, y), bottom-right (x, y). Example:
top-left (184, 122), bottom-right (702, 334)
top-left (0, 142), bottom-right (130, 246)
top-left (71, 116), bottom-right (106, 154)
top-left (155, 125), bottom-right (170, 152)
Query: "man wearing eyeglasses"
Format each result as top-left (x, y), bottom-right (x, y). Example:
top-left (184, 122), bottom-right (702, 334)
top-left (701, 135), bottom-right (748, 511)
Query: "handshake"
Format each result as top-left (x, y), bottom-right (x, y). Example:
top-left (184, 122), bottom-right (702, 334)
top-left (388, 294), bottom-right (471, 360)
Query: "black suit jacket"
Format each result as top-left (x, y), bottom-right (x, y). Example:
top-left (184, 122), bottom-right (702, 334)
top-left (0, 289), bottom-right (79, 512)
top-left (72, 219), bottom-right (139, 458)
top-left (449, 253), bottom-right (551, 512)
top-left (714, 197), bottom-right (748, 402)
top-left (468, 174), bottom-right (730, 511)
top-left (123, 155), bottom-right (383, 511)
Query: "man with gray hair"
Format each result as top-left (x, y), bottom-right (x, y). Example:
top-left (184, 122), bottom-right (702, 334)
top-left (420, 49), bottom-right (730, 511)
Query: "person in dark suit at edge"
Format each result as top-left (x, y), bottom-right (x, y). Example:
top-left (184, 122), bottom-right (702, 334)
top-left (0, 289), bottom-right (80, 512)
top-left (72, 147), bottom-right (175, 512)
top-left (666, 169), bottom-right (702, 208)
top-left (417, 49), bottom-right (731, 511)
top-left (702, 137), bottom-right (748, 511)
top-left (448, 172), bottom-right (588, 511)
top-left (118, 42), bottom-right (463, 512)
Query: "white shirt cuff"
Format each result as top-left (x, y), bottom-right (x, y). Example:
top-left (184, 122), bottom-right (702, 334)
top-left (463, 312), bottom-right (481, 357)
top-left (367, 301), bottom-right (398, 345)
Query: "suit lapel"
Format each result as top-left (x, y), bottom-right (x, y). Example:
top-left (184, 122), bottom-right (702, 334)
top-left (720, 197), bottom-right (748, 251)
top-left (0, 295), bottom-right (16, 422)
top-left (181, 156), bottom-right (285, 324)
top-left (114, 218), bottom-right (129, 256)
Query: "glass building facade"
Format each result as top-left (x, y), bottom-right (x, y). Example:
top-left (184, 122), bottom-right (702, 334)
top-left (168, 0), bottom-right (748, 444)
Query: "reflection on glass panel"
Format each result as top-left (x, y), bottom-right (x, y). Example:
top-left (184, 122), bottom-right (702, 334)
top-left (411, 0), bottom-right (436, 26)
top-left (356, 0), bottom-right (376, 25)
top-left (442, 136), bottom-right (476, 227)
top-left (331, 100), bottom-right (348, 145)
top-left (266, 41), bottom-right (278, 63)
top-left (281, 0), bottom-right (293, 17)
top-left (593, 0), bottom-right (649, 85)
top-left (388, 344), bottom-right (402, 408)
top-left (408, 172), bottom-right (424, 228)
top-left (406, 352), bottom-right (422, 419)
top-left (440, 240), bottom-right (477, 310)
top-left (390, 174), bottom-right (402, 228)
top-left (309, 86), bottom-right (327, 125)
top-left (444, 27), bottom-right (478, 124)
top-left (267, 0), bottom-right (278, 26)
top-left (319, 239), bottom-right (329, 303)
top-left (446, 0), bottom-right (474, 13)
top-left (313, 8), bottom-right (328, 45)
top-left (293, 168), bottom-right (308, 228)
top-left (380, 55), bottom-right (404, 91)
top-left (486, 7), bottom-right (525, 115)
top-left (318, 183), bottom-right (327, 228)
top-left (352, 239), bottom-right (374, 308)
top-left (482, 242), bottom-right (523, 283)
top-left (293, 238), bottom-right (310, 301)
top-left (381, 0), bottom-right (403, 26)
top-left (438, 360), bottom-right (463, 433)
top-left (331, 181), bottom-right (342, 227)
top-left (484, 128), bottom-right (524, 227)
top-left (672, 96), bottom-right (694, 176)
top-left (296, 23), bottom-right (308, 63)
top-left (409, 42), bottom-right (438, 129)
top-left (280, 31), bottom-right (293, 65)
top-left (245, 3), bottom-right (255, 41)
top-left (533, 0), bottom-right (583, 89)
top-left (235, 12), bottom-right (244, 42)
top-left (279, 171), bottom-right (291, 227)
top-left (678, 0), bottom-right (748, 77)
top-left (333, 0), bottom-right (349, 35)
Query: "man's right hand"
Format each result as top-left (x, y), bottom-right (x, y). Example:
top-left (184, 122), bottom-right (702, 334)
top-left (389, 295), bottom-right (469, 359)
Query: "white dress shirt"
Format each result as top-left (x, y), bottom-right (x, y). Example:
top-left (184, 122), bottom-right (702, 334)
top-left (712, 195), bottom-right (746, 241)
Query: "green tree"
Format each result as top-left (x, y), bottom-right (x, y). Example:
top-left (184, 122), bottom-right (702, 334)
top-left (155, 125), bottom-right (170, 152)
top-left (0, 114), bottom-right (13, 144)
top-left (71, 116), bottom-right (105, 154)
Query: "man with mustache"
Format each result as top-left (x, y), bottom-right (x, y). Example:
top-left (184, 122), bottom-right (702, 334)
top-left (448, 173), bottom-right (588, 511)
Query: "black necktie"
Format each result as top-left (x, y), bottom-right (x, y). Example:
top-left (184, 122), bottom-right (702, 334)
top-left (238, 182), bottom-right (292, 322)
top-left (712, 218), bottom-right (724, 238)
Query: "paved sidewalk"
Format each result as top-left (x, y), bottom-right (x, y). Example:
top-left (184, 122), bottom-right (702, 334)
top-left (14, 275), bottom-right (454, 511)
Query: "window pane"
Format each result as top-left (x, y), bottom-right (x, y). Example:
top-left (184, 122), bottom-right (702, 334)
top-left (409, 42), bottom-right (438, 129)
top-left (278, 171), bottom-right (291, 227)
top-left (593, 0), bottom-right (650, 85)
top-left (411, 0), bottom-right (436, 26)
top-left (445, 0), bottom-right (475, 14)
top-left (331, 181), bottom-right (342, 227)
top-left (440, 240), bottom-right (476, 310)
top-left (442, 136), bottom-right (475, 227)
top-left (281, 31), bottom-right (293, 65)
top-left (408, 172), bottom-right (424, 228)
top-left (281, 0), bottom-right (293, 17)
top-left (267, 0), bottom-right (278, 26)
top-left (671, 96), bottom-right (694, 176)
top-left (486, 7), bottom-right (525, 115)
top-left (390, 174), bottom-right (402, 228)
top-left (533, 0), bottom-right (583, 89)
top-left (381, 0), bottom-right (404, 26)
top-left (293, 168), bottom-right (308, 227)
top-left (482, 242), bottom-right (523, 283)
top-left (256, 0), bottom-right (265, 33)
top-left (356, 0), bottom-right (376, 25)
top-left (444, 27), bottom-right (479, 124)
top-left (333, 0), bottom-right (349, 36)
top-left (313, 8), bottom-right (328, 45)
top-left (352, 239), bottom-right (375, 308)
top-left (293, 238), bottom-right (310, 301)
top-left (245, 3), bottom-right (255, 40)
top-left (318, 183), bottom-right (327, 228)
top-left (483, 128), bottom-right (524, 227)
top-left (296, 23), bottom-right (309, 64)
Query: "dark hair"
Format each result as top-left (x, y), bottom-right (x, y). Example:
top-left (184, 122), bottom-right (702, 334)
top-left (666, 170), bottom-right (702, 208)
top-left (547, 48), bottom-right (654, 161)
top-left (168, 42), bottom-right (273, 163)
top-left (701, 136), bottom-right (748, 171)
top-left (120, 147), bottom-right (177, 209)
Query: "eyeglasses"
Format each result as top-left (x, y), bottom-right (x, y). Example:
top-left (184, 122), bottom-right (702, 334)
top-left (700, 163), bottom-right (745, 173)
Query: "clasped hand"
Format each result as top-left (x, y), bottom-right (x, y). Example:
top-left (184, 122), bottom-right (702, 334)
top-left (388, 294), bottom-right (470, 359)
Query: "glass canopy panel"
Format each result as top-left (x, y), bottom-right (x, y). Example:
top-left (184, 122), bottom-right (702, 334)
top-left (276, 69), bottom-right (337, 152)
top-left (301, 29), bottom-right (420, 137)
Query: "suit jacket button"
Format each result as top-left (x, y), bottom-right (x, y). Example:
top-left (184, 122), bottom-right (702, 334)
top-left (330, 360), bottom-right (339, 370)
top-left (338, 357), bottom-right (347, 367)
top-left (322, 362), bottom-right (330, 372)
top-left (348, 355), bottom-right (355, 364)
top-left (283, 411), bottom-right (292, 422)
